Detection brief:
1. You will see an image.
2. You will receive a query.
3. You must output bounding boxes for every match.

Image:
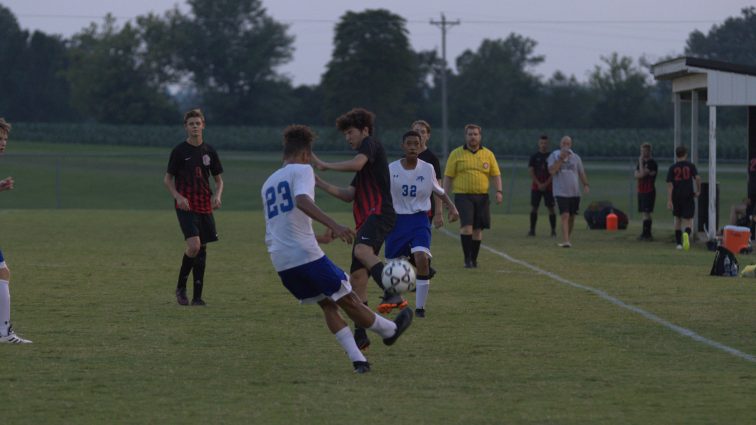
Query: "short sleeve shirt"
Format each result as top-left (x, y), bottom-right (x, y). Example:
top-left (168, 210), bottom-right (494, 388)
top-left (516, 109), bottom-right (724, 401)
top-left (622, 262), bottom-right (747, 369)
top-left (389, 159), bottom-right (445, 215)
top-left (528, 151), bottom-right (552, 191)
top-left (166, 141), bottom-right (223, 214)
top-left (350, 137), bottom-right (394, 229)
top-left (666, 161), bottom-right (698, 198)
top-left (547, 149), bottom-right (584, 197)
top-left (443, 145), bottom-right (501, 194)
top-left (636, 158), bottom-right (658, 194)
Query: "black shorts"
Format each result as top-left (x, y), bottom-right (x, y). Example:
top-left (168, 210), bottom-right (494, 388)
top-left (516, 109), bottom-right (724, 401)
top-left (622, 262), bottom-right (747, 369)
top-left (176, 209), bottom-right (219, 244)
top-left (455, 193), bottom-right (490, 230)
top-left (531, 190), bottom-right (555, 208)
top-left (555, 196), bottom-right (581, 215)
top-left (350, 213), bottom-right (396, 273)
top-left (672, 195), bottom-right (695, 219)
top-left (638, 191), bottom-right (656, 213)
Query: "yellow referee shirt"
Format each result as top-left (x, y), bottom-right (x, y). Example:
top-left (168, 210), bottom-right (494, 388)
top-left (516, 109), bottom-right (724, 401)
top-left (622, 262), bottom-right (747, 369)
top-left (444, 145), bottom-right (501, 194)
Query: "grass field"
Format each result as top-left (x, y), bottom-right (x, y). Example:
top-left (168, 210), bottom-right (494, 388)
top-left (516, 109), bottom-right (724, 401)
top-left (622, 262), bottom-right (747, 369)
top-left (2, 141), bottom-right (756, 424)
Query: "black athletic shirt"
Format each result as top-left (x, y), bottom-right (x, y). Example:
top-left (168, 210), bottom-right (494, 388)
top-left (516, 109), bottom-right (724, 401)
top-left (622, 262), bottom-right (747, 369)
top-left (528, 151), bottom-right (552, 191)
top-left (636, 158), bottom-right (658, 194)
top-left (350, 136), bottom-right (394, 230)
top-left (418, 148), bottom-right (442, 217)
top-left (666, 160), bottom-right (698, 198)
top-left (167, 141), bottom-right (223, 214)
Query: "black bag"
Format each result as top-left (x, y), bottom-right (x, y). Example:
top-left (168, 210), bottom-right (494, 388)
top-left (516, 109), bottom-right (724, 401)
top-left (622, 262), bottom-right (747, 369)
top-left (710, 246), bottom-right (739, 277)
top-left (584, 201), bottom-right (629, 230)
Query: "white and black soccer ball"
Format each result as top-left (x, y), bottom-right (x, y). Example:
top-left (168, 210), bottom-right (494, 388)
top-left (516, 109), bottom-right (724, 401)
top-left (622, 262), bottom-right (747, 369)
top-left (381, 258), bottom-right (416, 294)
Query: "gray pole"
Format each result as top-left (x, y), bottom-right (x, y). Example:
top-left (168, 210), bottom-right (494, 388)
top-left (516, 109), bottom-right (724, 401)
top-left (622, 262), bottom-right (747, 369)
top-left (431, 13), bottom-right (459, 160)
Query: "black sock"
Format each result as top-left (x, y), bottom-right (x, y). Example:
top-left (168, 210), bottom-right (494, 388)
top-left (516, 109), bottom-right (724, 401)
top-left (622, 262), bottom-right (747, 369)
top-left (675, 230), bottom-right (682, 245)
top-left (529, 212), bottom-right (537, 231)
top-left (177, 254), bottom-right (195, 290)
top-left (192, 247), bottom-right (207, 300)
top-left (549, 214), bottom-right (556, 232)
top-left (684, 227), bottom-right (691, 236)
top-left (369, 262), bottom-right (385, 290)
top-left (471, 240), bottom-right (481, 262)
top-left (643, 219), bottom-right (652, 236)
top-left (460, 235), bottom-right (472, 261)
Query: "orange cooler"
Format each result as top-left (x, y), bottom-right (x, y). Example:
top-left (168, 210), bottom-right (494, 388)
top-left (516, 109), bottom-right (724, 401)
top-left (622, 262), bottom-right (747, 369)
top-left (723, 225), bottom-right (750, 254)
top-left (606, 212), bottom-right (618, 231)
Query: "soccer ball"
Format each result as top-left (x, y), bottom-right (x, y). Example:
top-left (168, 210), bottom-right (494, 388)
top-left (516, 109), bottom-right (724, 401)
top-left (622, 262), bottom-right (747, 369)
top-left (381, 259), bottom-right (416, 294)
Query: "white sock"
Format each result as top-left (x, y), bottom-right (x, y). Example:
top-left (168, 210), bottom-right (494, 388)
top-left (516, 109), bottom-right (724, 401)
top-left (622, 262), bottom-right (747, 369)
top-left (0, 280), bottom-right (10, 335)
top-left (415, 279), bottom-right (430, 309)
top-left (368, 313), bottom-right (397, 339)
top-left (334, 326), bottom-right (366, 362)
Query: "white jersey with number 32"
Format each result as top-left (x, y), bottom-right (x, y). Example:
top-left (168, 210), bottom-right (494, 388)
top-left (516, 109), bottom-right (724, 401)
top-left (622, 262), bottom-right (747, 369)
top-left (262, 163), bottom-right (324, 272)
top-left (389, 159), bottom-right (445, 215)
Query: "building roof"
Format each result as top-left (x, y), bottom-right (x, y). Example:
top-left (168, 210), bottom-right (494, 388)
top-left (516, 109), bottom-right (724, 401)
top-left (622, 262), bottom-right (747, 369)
top-left (651, 57), bottom-right (756, 106)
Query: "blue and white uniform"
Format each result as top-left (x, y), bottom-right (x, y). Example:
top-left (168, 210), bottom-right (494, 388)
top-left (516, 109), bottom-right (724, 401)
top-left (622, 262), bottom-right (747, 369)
top-left (262, 163), bottom-right (351, 304)
top-left (385, 159), bottom-right (445, 259)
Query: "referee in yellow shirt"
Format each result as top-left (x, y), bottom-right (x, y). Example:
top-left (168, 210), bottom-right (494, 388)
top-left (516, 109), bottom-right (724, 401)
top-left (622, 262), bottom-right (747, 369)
top-left (443, 124), bottom-right (503, 268)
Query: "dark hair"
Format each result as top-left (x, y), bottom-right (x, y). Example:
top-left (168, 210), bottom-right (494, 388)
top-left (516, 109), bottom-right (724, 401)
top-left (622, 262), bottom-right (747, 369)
top-left (539, 134), bottom-right (549, 140)
top-left (402, 130), bottom-right (422, 143)
top-left (283, 125), bottom-right (315, 157)
top-left (336, 108), bottom-right (375, 134)
top-left (675, 145), bottom-right (687, 158)
top-left (183, 108), bottom-right (205, 124)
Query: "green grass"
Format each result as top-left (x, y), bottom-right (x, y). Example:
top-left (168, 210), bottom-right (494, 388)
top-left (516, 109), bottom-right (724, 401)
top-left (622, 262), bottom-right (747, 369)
top-left (2, 210), bottom-right (756, 424)
top-left (2, 141), bottom-right (756, 424)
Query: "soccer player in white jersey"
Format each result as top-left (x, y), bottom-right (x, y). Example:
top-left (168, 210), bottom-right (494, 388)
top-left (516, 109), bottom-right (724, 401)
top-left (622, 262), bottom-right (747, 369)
top-left (262, 125), bottom-right (413, 373)
top-left (386, 131), bottom-right (459, 317)
top-left (0, 117), bottom-right (31, 344)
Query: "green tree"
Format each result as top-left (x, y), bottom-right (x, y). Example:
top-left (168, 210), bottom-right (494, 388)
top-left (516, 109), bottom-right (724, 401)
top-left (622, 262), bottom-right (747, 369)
top-left (321, 9), bottom-right (420, 129)
top-left (67, 15), bottom-right (178, 124)
top-left (169, 0), bottom-right (295, 125)
top-left (686, 7), bottom-right (756, 66)
top-left (448, 35), bottom-right (544, 128)
top-left (588, 53), bottom-right (664, 128)
top-left (540, 71), bottom-right (594, 128)
top-left (0, 5), bottom-right (29, 118)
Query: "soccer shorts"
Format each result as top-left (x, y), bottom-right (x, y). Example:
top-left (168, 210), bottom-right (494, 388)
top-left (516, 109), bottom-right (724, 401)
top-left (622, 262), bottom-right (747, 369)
top-left (350, 213), bottom-right (396, 273)
top-left (531, 189), bottom-right (555, 208)
top-left (385, 212), bottom-right (432, 260)
top-left (556, 196), bottom-right (581, 215)
top-left (672, 195), bottom-right (695, 219)
top-left (455, 193), bottom-right (490, 229)
top-left (176, 209), bottom-right (219, 244)
top-left (278, 255), bottom-right (353, 304)
top-left (638, 191), bottom-right (656, 213)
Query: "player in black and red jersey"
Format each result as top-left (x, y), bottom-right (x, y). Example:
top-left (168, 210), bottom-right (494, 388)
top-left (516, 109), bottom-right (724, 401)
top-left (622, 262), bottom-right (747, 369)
top-left (163, 109), bottom-right (224, 306)
top-left (527, 134), bottom-right (556, 237)
top-left (411, 120), bottom-right (444, 228)
top-left (313, 108), bottom-right (406, 351)
top-left (666, 146), bottom-right (700, 250)
top-left (635, 143), bottom-right (658, 241)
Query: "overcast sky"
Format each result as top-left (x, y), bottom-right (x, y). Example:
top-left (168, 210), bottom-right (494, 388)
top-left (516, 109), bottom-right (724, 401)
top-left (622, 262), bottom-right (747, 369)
top-left (2, 0), bottom-right (752, 86)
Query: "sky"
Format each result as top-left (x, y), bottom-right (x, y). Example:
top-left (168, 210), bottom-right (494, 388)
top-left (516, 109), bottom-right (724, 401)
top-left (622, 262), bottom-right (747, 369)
top-left (2, 0), bottom-right (753, 86)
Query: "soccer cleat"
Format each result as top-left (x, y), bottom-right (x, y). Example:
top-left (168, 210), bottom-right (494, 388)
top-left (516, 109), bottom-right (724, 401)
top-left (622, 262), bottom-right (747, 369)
top-left (176, 288), bottom-right (189, 306)
top-left (682, 232), bottom-right (690, 251)
top-left (471, 259), bottom-right (478, 268)
top-left (354, 327), bottom-right (370, 351)
top-left (191, 298), bottom-right (206, 306)
top-left (377, 292), bottom-right (408, 314)
top-left (352, 361), bottom-right (371, 374)
top-left (557, 242), bottom-right (572, 248)
top-left (415, 308), bottom-right (426, 318)
top-left (428, 266), bottom-right (437, 280)
top-left (527, 230), bottom-right (535, 237)
top-left (0, 326), bottom-right (32, 344)
top-left (383, 308), bottom-right (414, 346)
top-left (464, 259), bottom-right (473, 268)
top-left (676, 244), bottom-right (683, 250)
top-left (550, 230), bottom-right (557, 237)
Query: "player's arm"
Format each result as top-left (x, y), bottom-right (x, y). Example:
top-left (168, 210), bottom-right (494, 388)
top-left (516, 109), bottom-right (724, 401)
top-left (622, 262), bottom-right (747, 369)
top-left (295, 194), bottom-right (354, 244)
top-left (431, 193), bottom-right (445, 228)
top-left (443, 175), bottom-right (454, 196)
top-left (211, 174), bottom-right (223, 209)
top-left (0, 176), bottom-right (14, 192)
top-left (492, 174), bottom-right (503, 204)
top-left (315, 174), bottom-right (355, 202)
top-left (528, 165), bottom-right (539, 187)
top-left (694, 175), bottom-right (702, 197)
top-left (312, 152), bottom-right (368, 172)
top-left (578, 168), bottom-right (589, 194)
top-left (438, 191), bottom-right (459, 224)
top-left (667, 182), bottom-right (674, 209)
top-left (163, 172), bottom-right (189, 211)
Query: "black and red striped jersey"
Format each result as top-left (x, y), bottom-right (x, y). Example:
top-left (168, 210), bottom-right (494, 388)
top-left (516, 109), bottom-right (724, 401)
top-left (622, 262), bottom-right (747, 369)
top-left (636, 158), bottom-right (658, 194)
top-left (350, 137), bottom-right (394, 229)
top-left (418, 148), bottom-right (442, 218)
top-left (167, 141), bottom-right (223, 214)
top-left (528, 151), bottom-right (552, 191)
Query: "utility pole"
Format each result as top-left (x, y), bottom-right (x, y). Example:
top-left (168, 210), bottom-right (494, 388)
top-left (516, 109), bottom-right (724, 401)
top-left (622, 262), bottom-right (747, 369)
top-left (430, 13), bottom-right (459, 160)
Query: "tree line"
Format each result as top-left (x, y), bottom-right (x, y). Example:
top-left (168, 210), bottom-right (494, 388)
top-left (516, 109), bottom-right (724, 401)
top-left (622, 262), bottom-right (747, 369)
top-left (0, 1), bottom-right (754, 128)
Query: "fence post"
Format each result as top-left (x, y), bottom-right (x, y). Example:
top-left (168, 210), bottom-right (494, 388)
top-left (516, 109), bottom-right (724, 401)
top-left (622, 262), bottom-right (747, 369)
top-left (55, 157), bottom-right (61, 209)
top-left (628, 162), bottom-right (634, 220)
top-left (506, 160), bottom-right (517, 214)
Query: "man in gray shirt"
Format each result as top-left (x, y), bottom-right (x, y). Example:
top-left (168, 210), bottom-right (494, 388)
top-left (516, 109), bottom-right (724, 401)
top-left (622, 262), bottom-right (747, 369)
top-left (548, 136), bottom-right (590, 248)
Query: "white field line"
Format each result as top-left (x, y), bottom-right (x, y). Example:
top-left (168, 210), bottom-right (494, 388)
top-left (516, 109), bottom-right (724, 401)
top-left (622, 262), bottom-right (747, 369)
top-left (441, 228), bottom-right (756, 363)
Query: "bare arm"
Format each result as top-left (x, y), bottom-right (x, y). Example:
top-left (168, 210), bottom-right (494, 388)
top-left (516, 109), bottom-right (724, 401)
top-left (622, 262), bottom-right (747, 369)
top-left (528, 166), bottom-right (538, 186)
top-left (211, 174), bottom-right (224, 209)
top-left (0, 176), bottom-right (14, 192)
top-left (695, 175), bottom-right (702, 197)
top-left (667, 182), bottom-right (674, 209)
top-left (438, 191), bottom-right (459, 224)
top-left (578, 169), bottom-right (590, 194)
top-left (492, 174), bottom-right (503, 204)
top-left (313, 153), bottom-right (368, 172)
top-left (295, 194), bottom-right (354, 244)
top-left (315, 174), bottom-right (355, 203)
top-left (163, 173), bottom-right (189, 211)
top-left (443, 176), bottom-right (453, 196)
top-left (431, 193), bottom-right (445, 228)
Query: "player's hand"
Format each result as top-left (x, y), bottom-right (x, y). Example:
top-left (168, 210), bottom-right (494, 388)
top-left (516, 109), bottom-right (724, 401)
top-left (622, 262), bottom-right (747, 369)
top-left (311, 153), bottom-right (327, 171)
top-left (667, 200), bottom-right (673, 210)
top-left (432, 214), bottom-right (444, 229)
top-left (695, 191), bottom-right (700, 198)
top-left (211, 195), bottom-right (222, 209)
top-left (583, 184), bottom-right (590, 195)
top-left (0, 176), bottom-right (14, 191)
top-left (448, 208), bottom-right (460, 223)
top-left (495, 191), bottom-right (503, 204)
top-left (175, 195), bottom-right (190, 211)
top-left (317, 228), bottom-right (334, 244)
top-left (331, 224), bottom-right (355, 244)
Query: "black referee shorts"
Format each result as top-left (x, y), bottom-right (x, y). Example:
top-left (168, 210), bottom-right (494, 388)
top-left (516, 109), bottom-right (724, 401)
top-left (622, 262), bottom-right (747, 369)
top-left (455, 193), bottom-right (491, 230)
top-left (350, 213), bottom-right (396, 273)
top-left (176, 209), bottom-right (219, 244)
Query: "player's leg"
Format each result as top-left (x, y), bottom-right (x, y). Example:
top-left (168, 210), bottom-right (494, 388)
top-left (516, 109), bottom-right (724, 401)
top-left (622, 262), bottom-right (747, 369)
top-left (469, 195), bottom-right (490, 267)
top-left (317, 298), bottom-right (369, 373)
top-left (191, 213), bottom-right (219, 306)
top-left (336, 292), bottom-right (412, 347)
top-left (456, 194), bottom-right (474, 267)
top-left (545, 192), bottom-right (557, 237)
top-left (0, 255), bottom-right (31, 344)
top-left (555, 197), bottom-right (571, 247)
top-left (348, 263), bottom-right (371, 351)
top-left (529, 190), bottom-right (541, 236)
top-left (412, 250), bottom-right (431, 317)
top-left (175, 210), bottom-right (201, 305)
